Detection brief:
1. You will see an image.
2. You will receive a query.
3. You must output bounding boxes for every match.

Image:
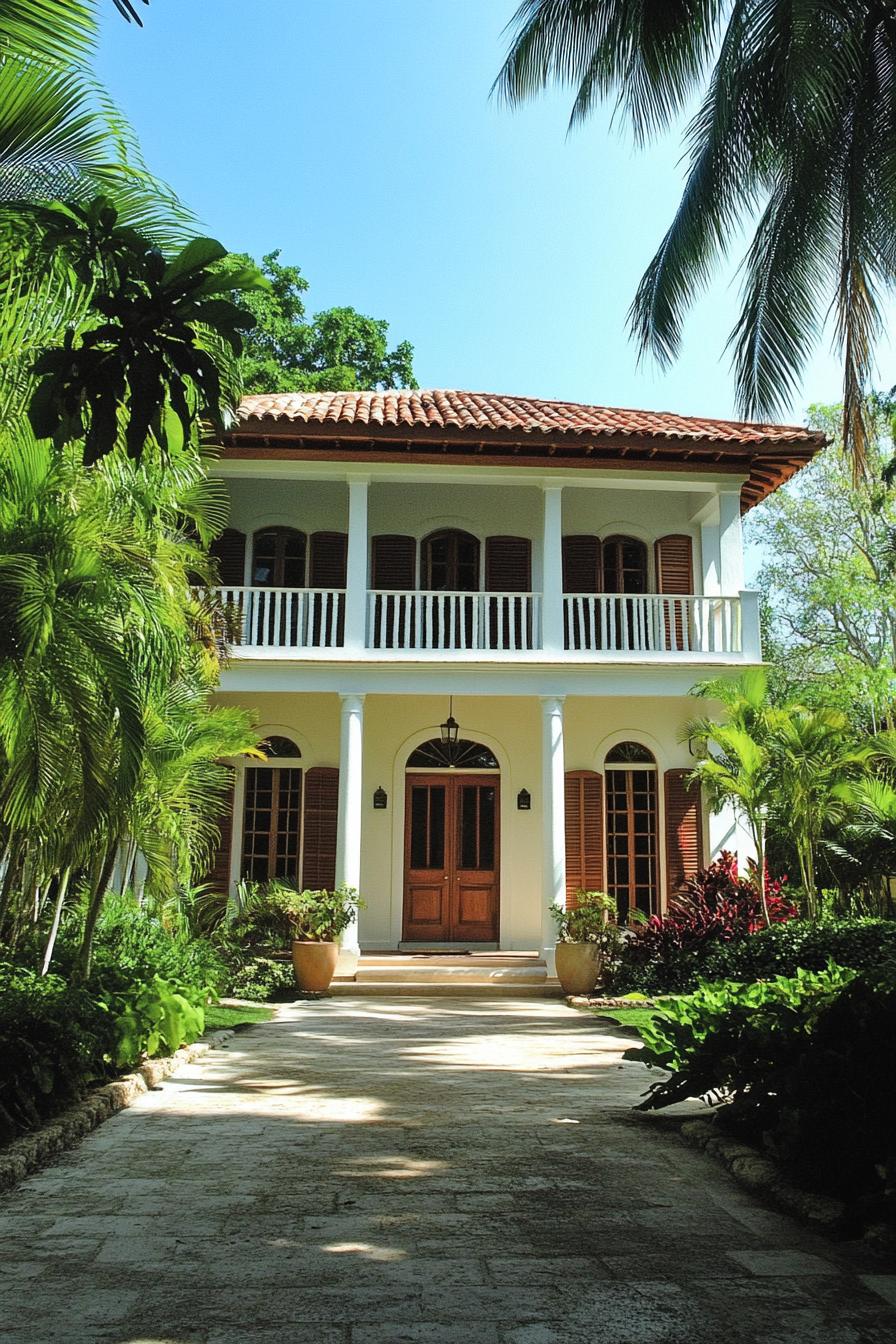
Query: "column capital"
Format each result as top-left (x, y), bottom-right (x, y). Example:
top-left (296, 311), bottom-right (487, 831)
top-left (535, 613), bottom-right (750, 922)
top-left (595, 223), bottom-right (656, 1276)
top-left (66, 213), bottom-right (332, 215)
top-left (339, 692), bottom-right (366, 709)
top-left (538, 694), bottom-right (566, 710)
top-left (541, 481), bottom-right (564, 495)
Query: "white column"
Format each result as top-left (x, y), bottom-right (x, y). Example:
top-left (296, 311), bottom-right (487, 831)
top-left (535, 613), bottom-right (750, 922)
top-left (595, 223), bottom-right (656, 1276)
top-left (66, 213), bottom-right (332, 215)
top-left (699, 502), bottom-right (721, 596)
top-left (718, 490), bottom-right (744, 593)
top-left (344, 477), bottom-right (369, 651)
top-left (541, 485), bottom-right (564, 653)
top-left (540, 695), bottom-right (566, 973)
top-left (336, 692), bottom-right (365, 969)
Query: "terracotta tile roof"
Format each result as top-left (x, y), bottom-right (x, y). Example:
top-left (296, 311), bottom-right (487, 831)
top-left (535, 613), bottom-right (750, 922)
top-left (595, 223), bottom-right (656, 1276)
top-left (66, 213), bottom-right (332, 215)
top-left (237, 388), bottom-right (821, 449)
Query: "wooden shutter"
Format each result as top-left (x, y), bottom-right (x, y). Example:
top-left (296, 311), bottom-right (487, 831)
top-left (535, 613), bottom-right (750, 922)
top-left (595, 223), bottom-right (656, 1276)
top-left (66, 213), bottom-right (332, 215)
top-left (208, 771), bottom-right (235, 892)
top-left (485, 536), bottom-right (531, 592)
top-left (564, 770), bottom-right (604, 908)
top-left (209, 529), bottom-right (246, 586)
top-left (485, 537), bottom-right (531, 649)
top-left (562, 535), bottom-right (601, 592)
top-left (302, 766), bottom-right (339, 890)
top-left (655, 534), bottom-right (694, 650)
top-left (664, 768), bottom-right (704, 901)
top-left (309, 531), bottom-right (348, 587)
top-left (371, 535), bottom-right (416, 590)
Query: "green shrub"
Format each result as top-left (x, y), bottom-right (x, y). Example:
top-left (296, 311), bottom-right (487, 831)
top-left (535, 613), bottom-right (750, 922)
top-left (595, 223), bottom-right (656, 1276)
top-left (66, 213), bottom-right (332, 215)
top-left (224, 955), bottom-right (295, 1002)
top-left (702, 917), bottom-right (896, 981)
top-left (630, 964), bottom-right (896, 1209)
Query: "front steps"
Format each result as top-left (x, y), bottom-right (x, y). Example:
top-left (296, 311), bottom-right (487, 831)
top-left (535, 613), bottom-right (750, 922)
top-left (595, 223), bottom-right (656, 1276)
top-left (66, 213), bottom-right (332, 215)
top-left (332, 951), bottom-right (563, 997)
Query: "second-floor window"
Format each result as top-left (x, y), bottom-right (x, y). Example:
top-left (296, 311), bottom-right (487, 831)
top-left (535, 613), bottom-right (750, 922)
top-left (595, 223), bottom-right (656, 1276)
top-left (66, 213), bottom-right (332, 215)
top-left (423, 529), bottom-right (480, 591)
top-left (253, 527), bottom-right (306, 587)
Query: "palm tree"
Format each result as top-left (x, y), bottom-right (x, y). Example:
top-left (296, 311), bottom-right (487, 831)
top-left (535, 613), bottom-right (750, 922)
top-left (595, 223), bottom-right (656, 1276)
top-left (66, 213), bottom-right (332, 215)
top-left (495, 2), bottom-right (896, 477)
top-left (768, 705), bottom-right (872, 916)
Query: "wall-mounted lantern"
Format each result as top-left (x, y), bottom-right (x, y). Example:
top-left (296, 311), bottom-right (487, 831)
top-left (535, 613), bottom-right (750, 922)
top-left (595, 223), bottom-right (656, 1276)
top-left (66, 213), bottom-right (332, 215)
top-left (517, 789), bottom-right (531, 811)
top-left (373, 786), bottom-right (388, 809)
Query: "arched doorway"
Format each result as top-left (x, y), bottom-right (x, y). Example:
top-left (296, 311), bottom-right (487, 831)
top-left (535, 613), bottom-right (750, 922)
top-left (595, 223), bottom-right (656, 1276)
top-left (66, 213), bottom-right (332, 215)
top-left (403, 738), bottom-right (500, 943)
top-left (241, 736), bottom-right (303, 882)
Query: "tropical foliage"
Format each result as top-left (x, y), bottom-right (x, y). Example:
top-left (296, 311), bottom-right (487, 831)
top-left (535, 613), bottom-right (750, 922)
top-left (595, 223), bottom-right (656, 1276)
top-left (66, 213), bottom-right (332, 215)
top-left (630, 964), bottom-right (896, 1223)
top-left (496, 1), bottom-right (896, 474)
top-left (227, 250), bottom-right (417, 395)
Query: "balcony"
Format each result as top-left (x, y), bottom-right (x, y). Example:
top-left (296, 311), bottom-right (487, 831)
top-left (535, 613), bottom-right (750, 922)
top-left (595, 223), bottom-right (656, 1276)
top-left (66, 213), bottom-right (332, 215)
top-left (211, 586), bottom-right (759, 661)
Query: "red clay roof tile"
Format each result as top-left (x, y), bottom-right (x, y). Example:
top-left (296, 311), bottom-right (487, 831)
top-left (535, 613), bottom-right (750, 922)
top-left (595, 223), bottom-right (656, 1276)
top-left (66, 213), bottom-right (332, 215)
top-left (237, 388), bottom-right (820, 448)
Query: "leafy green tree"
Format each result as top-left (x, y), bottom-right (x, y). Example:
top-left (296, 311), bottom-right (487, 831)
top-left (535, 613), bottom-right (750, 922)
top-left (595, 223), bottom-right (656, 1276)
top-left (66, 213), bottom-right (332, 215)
top-left (496, 1), bottom-right (896, 475)
top-left (748, 401), bottom-right (896, 727)
top-left (229, 250), bottom-right (417, 394)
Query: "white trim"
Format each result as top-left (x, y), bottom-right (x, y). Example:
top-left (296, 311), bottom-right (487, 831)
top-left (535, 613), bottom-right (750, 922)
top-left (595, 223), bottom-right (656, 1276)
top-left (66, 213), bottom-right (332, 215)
top-left (215, 459), bottom-right (749, 493)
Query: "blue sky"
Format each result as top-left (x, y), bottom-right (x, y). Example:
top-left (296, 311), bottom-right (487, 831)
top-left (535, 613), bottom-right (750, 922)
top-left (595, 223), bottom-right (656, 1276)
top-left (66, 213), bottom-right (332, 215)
top-left (96, 0), bottom-right (890, 424)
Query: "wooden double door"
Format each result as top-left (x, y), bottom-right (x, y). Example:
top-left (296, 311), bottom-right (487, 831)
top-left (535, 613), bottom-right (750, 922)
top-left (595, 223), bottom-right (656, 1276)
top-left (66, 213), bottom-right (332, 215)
top-left (403, 774), bottom-right (499, 942)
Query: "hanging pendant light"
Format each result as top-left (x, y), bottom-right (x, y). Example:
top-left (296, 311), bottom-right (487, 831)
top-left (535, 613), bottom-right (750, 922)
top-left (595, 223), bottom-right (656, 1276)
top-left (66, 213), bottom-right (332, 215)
top-left (440, 696), bottom-right (460, 756)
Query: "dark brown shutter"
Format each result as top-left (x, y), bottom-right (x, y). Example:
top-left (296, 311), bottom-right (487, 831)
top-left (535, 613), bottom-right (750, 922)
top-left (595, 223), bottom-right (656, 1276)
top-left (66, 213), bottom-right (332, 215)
top-left (655, 534), bottom-right (694, 593)
top-left (655, 534), bottom-right (694, 649)
top-left (208, 772), bottom-right (235, 892)
top-left (562, 535), bottom-right (601, 593)
top-left (309, 532), bottom-right (348, 587)
top-left (210, 529), bottom-right (246, 586)
top-left (485, 536), bottom-right (531, 592)
top-left (664, 768), bottom-right (704, 901)
top-left (371, 535), bottom-right (416, 589)
top-left (302, 766), bottom-right (339, 890)
top-left (564, 770), bottom-right (604, 908)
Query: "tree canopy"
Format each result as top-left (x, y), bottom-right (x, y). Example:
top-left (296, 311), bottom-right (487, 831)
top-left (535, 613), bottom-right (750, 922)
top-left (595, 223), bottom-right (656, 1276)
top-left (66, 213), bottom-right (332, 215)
top-left (228, 250), bottom-right (417, 395)
top-left (748, 400), bottom-right (896, 726)
top-left (496, 1), bottom-right (896, 476)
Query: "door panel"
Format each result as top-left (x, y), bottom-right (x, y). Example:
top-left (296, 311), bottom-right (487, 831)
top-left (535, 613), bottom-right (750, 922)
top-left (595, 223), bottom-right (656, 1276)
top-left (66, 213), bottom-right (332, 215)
top-left (403, 775), bottom-right (499, 942)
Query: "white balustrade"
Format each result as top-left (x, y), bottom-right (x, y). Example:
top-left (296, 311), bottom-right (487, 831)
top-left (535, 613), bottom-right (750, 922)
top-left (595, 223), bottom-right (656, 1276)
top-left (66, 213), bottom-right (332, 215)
top-left (367, 590), bottom-right (541, 652)
top-left (207, 587), bottom-right (750, 658)
top-left (214, 587), bottom-right (345, 649)
top-left (562, 593), bottom-right (744, 655)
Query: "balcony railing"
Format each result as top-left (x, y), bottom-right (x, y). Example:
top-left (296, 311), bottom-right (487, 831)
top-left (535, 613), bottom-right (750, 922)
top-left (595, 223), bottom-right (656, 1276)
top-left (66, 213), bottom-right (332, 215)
top-left (217, 586), bottom-right (345, 649)
top-left (368, 590), bottom-right (540, 652)
top-left (209, 586), bottom-right (754, 659)
top-left (563, 594), bottom-right (743, 655)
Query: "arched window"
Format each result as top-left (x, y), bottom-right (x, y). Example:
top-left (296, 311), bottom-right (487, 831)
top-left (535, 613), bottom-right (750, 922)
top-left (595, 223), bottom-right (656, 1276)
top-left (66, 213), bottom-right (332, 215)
top-left (602, 536), bottom-right (648, 594)
top-left (422, 530), bottom-right (480, 592)
top-left (262, 736), bottom-right (302, 759)
top-left (407, 738), bottom-right (499, 769)
top-left (252, 528), bottom-right (307, 587)
top-left (605, 742), bottom-right (658, 918)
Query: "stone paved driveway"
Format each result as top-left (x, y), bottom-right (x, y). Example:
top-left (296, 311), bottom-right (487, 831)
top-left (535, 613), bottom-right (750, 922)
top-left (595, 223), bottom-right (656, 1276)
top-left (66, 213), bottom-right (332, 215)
top-left (1, 996), bottom-right (896, 1344)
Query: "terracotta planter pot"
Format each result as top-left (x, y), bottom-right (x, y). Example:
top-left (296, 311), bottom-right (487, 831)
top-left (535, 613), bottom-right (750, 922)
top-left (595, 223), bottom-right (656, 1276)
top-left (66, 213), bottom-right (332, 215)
top-left (554, 942), bottom-right (602, 996)
top-left (291, 940), bottom-right (339, 993)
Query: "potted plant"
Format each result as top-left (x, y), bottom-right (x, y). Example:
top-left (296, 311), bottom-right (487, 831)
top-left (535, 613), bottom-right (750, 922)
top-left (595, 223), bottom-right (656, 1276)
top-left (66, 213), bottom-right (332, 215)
top-left (267, 883), bottom-right (363, 992)
top-left (551, 890), bottom-right (620, 995)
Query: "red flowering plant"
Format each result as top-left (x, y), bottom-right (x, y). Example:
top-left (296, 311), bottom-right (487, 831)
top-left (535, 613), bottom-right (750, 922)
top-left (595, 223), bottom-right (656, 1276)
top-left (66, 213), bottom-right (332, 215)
top-left (608, 852), bottom-right (796, 994)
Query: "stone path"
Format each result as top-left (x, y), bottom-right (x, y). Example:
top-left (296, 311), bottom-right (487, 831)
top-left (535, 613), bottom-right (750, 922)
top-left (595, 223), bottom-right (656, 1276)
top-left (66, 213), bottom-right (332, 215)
top-left (1, 997), bottom-right (896, 1343)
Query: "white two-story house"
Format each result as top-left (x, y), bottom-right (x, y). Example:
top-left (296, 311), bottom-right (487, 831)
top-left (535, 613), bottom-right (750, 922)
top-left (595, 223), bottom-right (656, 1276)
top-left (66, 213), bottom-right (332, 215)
top-left (207, 389), bottom-right (822, 970)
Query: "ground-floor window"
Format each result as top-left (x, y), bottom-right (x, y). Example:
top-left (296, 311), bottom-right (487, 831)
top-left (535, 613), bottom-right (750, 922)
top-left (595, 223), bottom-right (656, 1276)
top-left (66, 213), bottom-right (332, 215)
top-left (241, 737), bottom-right (303, 881)
top-left (605, 742), bottom-right (658, 918)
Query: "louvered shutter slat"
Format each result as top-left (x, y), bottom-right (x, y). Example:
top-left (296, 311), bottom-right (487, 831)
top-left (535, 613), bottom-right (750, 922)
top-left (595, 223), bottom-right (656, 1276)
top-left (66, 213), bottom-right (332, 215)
top-left (485, 537), bottom-right (531, 592)
top-left (371, 536), bottom-right (416, 590)
top-left (562, 536), bottom-right (601, 592)
top-left (564, 770), bottom-right (604, 908)
top-left (210, 529), bottom-right (246, 586)
top-left (664, 768), bottom-right (703, 901)
top-left (655, 535), bottom-right (694, 650)
top-left (302, 766), bottom-right (340, 890)
top-left (309, 532), bottom-right (348, 587)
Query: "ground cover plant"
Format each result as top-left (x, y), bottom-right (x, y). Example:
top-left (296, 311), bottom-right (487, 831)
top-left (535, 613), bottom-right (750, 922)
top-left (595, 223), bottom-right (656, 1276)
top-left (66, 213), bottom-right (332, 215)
top-left (630, 965), bottom-right (896, 1226)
